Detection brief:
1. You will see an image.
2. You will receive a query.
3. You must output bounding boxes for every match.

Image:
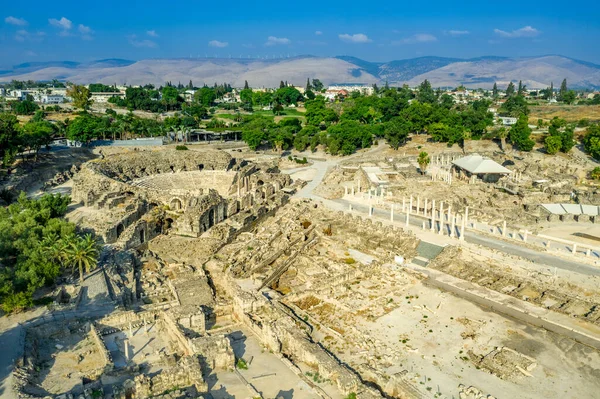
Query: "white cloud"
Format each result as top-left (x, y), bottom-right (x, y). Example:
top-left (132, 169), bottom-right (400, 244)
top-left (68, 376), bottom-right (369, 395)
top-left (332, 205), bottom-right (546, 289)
top-left (15, 30), bottom-right (45, 42)
top-left (315, 31), bottom-right (322, 35)
top-left (146, 30), bottom-right (158, 37)
top-left (209, 40), bottom-right (228, 48)
top-left (338, 33), bottom-right (372, 43)
top-left (447, 30), bottom-right (470, 36)
top-left (78, 24), bottom-right (93, 40)
top-left (265, 36), bottom-right (291, 46)
top-left (5, 16), bottom-right (28, 26)
top-left (128, 34), bottom-right (157, 48)
top-left (49, 17), bottom-right (72, 30)
top-left (494, 26), bottom-right (540, 38)
top-left (393, 33), bottom-right (437, 45)
top-left (78, 24), bottom-right (92, 34)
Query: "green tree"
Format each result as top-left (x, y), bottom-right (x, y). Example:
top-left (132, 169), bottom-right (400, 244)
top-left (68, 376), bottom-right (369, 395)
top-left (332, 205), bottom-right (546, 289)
top-left (12, 100), bottom-right (39, 115)
top-left (66, 234), bottom-right (99, 281)
top-left (194, 87), bottom-right (217, 107)
top-left (492, 82), bottom-right (498, 98)
top-left (311, 79), bottom-right (324, 92)
top-left (562, 90), bottom-right (576, 105)
top-left (591, 167), bottom-right (600, 180)
top-left (417, 151), bottom-right (430, 175)
top-left (584, 124), bottom-right (600, 159)
top-left (21, 121), bottom-right (56, 161)
top-left (240, 89), bottom-right (253, 107)
top-left (244, 80), bottom-right (249, 90)
top-left (66, 85), bottom-right (93, 110)
top-left (558, 78), bottom-right (568, 101)
top-left (509, 115), bottom-right (534, 151)
top-left (161, 86), bottom-right (182, 111)
top-left (384, 117), bottom-right (411, 150)
top-left (67, 114), bottom-right (99, 143)
top-left (417, 80), bottom-right (436, 104)
top-left (499, 95), bottom-right (529, 117)
top-left (506, 82), bottom-right (516, 97)
top-left (544, 135), bottom-right (562, 155)
top-left (0, 113), bottom-right (21, 165)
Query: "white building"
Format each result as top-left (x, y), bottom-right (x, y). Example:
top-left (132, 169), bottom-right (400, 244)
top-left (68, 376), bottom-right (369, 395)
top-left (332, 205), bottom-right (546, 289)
top-left (91, 92), bottom-right (125, 103)
top-left (328, 84), bottom-right (374, 96)
top-left (499, 117), bottom-right (518, 126)
top-left (37, 94), bottom-right (64, 104)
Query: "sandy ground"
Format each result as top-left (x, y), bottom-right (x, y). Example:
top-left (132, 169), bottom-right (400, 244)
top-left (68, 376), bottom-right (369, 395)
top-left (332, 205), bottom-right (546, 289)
top-left (304, 273), bottom-right (600, 399)
top-left (209, 327), bottom-right (339, 399)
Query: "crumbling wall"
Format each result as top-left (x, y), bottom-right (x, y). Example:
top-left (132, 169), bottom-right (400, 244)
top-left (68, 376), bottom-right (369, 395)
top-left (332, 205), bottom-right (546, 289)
top-left (134, 355), bottom-right (208, 398)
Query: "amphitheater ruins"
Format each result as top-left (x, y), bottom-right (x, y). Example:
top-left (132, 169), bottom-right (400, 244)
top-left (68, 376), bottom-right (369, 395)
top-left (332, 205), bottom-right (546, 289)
top-left (5, 142), bottom-right (600, 399)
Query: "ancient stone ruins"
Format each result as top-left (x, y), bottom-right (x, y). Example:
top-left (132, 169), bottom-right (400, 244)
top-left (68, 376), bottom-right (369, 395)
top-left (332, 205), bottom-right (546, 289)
top-left (9, 145), bottom-right (600, 399)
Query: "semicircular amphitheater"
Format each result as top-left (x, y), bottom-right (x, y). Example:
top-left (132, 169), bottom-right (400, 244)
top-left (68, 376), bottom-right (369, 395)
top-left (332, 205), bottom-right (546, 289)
top-left (72, 149), bottom-right (292, 248)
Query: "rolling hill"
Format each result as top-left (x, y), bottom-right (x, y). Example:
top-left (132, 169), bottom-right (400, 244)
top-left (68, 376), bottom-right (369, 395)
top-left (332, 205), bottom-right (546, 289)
top-left (1, 55), bottom-right (599, 89)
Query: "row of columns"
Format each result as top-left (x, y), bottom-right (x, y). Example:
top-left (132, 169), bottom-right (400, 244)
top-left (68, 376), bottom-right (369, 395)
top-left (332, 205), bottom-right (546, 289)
top-left (346, 190), bottom-right (597, 259)
top-left (432, 168), bottom-right (453, 184)
top-left (434, 154), bottom-right (457, 166)
top-left (509, 171), bottom-right (523, 182)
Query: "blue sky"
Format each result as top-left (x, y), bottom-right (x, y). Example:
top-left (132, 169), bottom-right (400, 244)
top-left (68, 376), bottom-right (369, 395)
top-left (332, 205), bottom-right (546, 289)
top-left (1, 0), bottom-right (600, 67)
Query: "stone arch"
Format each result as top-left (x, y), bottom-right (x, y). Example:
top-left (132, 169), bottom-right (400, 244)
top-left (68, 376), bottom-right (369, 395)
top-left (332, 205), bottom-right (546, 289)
top-left (116, 223), bottom-right (124, 237)
top-left (165, 218), bottom-right (174, 230)
top-left (170, 198), bottom-right (184, 211)
top-left (257, 179), bottom-right (264, 186)
top-left (198, 164), bottom-right (204, 171)
top-left (208, 208), bottom-right (215, 228)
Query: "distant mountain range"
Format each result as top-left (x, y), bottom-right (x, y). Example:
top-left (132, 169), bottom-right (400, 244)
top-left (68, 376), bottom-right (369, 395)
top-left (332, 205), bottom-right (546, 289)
top-left (1, 55), bottom-right (599, 89)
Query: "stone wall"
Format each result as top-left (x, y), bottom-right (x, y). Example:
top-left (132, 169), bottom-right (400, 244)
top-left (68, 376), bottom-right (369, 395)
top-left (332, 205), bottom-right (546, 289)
top-left (133, 355), bottom-right (208, 398)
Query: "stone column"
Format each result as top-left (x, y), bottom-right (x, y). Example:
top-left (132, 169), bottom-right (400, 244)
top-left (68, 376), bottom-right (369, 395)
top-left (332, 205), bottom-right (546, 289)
top-left (430, 200), bottom-right (436, 232)
top-left (124, 339), bottom-right (130, 361)
top-left (345, 186), bottom-right (348, 196)
top-left (464, 207), bottom-right (469, 230)
top-left (586, 248), bottom-right (591, 257)
top-left (408, 196), bottom-right (413, 216)
top-left (523, 230), bottom-right (528, 242)
top-left (447, 204), bottom-right (452, 223)
top-left (369, 206), bottom-right (373, 217)
top-left (572, 243), bottom-right (577, 254)
top-left (349, 203), bottom-right (353, 211)
top-left (502, 221), bottom-right (507, 237)
top-left (402, 197), bottom-right (406, 212)
top-left (416, 197), bottom-right (420, 215)
top-left (424, 198), bottom-right (428, 217)
top-left (438, 202), bottom-right (444, 235)
top-left (460, 211), bottom-right (466, 241)
top-left (390, 204), bottom-right (394, 222)
top-left (450, 214), bottom-right (456, 238)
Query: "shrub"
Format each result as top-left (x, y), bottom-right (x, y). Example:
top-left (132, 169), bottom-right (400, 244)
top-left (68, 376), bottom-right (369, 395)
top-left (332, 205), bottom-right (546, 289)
top-left (591, 167), bottom-right (600, 180)
top-left (175, 145), bottom-right (188, 150)
top-left (236, 358), bottom-right (248, 370)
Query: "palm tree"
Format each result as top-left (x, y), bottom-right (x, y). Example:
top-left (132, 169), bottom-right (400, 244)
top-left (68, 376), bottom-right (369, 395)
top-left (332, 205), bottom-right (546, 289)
top-left (417, 151), bottom-right (430, 175)
top-left (66, 234), bottom-right (99, 281)
top-left (42, 233), bottom-right (74, 269)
